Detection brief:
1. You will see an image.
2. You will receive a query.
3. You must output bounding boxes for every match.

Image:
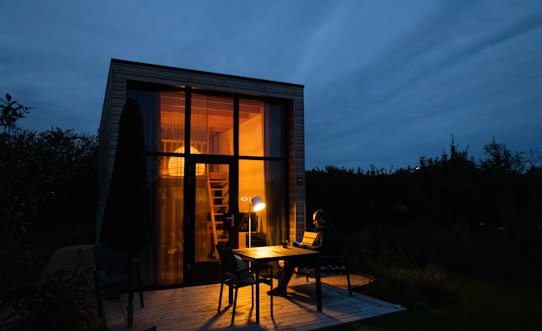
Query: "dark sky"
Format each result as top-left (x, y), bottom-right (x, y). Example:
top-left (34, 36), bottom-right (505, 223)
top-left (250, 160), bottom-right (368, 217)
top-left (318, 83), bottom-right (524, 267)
top-left (2, 0), bottom-right (541, 170)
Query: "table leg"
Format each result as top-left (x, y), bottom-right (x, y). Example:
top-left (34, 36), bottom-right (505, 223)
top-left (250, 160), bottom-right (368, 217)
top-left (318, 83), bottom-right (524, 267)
top-left (254, 261), bottom-right (260, 323)
top-left (315, 257), bottom-right (322, 312)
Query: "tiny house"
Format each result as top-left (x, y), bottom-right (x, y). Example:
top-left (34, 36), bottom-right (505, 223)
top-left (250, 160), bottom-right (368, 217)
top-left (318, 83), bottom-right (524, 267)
top-left (97, 59), bottom-right (306, 287)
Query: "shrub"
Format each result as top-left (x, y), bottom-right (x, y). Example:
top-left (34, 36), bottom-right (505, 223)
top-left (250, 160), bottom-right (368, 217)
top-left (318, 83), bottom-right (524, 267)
top-left (0, 265), bottom-right (98, 331)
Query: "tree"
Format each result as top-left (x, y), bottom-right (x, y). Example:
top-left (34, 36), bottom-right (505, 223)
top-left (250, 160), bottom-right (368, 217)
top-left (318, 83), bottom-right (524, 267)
top-left (0, 93), bottom-right (31, 132)
top-left (481, 137), bottom-right (524, 174)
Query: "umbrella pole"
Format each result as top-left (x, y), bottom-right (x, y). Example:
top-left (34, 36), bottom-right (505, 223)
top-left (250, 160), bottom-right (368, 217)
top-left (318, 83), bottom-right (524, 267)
top-left (127, 252), bottom-right (134, 327)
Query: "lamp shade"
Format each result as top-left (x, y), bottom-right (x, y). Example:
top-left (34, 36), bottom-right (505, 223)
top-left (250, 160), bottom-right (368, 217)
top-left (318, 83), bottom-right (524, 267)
top-left (168, 145), bottom-right (205, 176)
top-left (251, 196), bottom-right (266, 212)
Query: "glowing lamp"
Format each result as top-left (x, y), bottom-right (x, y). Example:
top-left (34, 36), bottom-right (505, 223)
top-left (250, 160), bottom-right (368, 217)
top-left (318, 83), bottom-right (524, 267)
top-left (251, 196), bottom-right (266, 212)
top-left (240, 195), bottom-right (266, 247)
top-left (168, 145), bottom-right (205, 176)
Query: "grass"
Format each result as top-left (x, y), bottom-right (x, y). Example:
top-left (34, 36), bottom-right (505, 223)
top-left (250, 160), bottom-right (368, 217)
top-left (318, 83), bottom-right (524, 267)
top-left (322, 272), bottom-right (542, 331)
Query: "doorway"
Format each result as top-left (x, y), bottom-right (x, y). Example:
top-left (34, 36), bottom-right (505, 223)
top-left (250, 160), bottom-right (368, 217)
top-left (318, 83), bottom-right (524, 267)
top-left (183, 160), bottom-right (233, 283)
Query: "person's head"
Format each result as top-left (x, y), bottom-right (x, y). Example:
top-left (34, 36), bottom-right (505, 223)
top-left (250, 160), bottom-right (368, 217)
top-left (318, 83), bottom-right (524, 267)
top-left (312, 209), bottom-right (327, 229)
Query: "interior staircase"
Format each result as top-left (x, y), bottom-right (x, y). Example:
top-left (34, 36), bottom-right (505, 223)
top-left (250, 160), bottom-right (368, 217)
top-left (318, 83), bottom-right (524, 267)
top-left (208, 172), bottom-right (229, 258)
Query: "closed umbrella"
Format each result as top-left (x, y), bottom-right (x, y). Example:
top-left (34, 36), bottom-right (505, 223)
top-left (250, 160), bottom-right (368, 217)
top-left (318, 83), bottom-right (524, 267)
top-left (100, 98), bottom-right (152, 327)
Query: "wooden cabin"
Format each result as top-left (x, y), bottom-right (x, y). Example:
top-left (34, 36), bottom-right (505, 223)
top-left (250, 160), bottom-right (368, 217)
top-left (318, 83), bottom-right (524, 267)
top-left (97, 59), bottom-right (305, 287)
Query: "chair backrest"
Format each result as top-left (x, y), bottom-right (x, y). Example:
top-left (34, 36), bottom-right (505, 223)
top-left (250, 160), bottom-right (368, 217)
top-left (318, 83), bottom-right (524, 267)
top-left (216, 245), bottom-right (254, 283)
top-left (216, 245), bottom-right (241, 276)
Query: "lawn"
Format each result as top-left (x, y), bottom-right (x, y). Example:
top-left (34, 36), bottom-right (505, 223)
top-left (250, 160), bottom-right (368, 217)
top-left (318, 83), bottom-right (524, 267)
top-left (323, 272), bottom-right (542, 331)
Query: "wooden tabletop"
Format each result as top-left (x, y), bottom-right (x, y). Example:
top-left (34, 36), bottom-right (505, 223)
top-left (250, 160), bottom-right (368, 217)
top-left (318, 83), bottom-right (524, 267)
top-left (233, 245), bottom-right (319, 262)
top-left (233, 245), bottom-right (323, 323)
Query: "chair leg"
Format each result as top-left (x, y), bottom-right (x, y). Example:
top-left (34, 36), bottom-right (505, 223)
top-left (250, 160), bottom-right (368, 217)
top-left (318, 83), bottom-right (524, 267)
top-left (231, 287), bottom-right (239, 326)
top-left (269, 267), bottom-right (274, 319)
top-left (136, 264), bottom-right (144, 307)
top-left (218, 281), bottom-right (224, 312)
top-left (139, 290), bottom-right (144, 308)
top-left (346, 269), bottom-right (352, 297)
top-left (344, 261), bottom-right (352, 297)
top-left (94, 272), bottom-right (103, 317)
top-left (270, 292), bottom-right (273, 319)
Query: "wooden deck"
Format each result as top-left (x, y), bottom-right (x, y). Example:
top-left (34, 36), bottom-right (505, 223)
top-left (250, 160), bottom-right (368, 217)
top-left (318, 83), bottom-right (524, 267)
top-left (104, 274), bottom-right (406, 330)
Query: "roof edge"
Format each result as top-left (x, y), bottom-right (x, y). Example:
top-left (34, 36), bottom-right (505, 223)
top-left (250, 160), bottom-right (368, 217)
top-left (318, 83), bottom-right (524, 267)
top-left (110, 58), bottom-right (304, 88)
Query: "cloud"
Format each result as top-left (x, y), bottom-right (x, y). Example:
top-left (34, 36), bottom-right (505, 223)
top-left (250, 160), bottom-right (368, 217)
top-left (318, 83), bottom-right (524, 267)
top-left (304, 0), bottom-right (542, 169)
top-left (2, 0), bottom-right (541, 169)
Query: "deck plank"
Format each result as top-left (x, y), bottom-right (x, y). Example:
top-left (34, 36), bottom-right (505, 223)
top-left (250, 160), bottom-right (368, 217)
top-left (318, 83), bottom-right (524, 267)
top-left (104, 275), bottom-right (405, 330)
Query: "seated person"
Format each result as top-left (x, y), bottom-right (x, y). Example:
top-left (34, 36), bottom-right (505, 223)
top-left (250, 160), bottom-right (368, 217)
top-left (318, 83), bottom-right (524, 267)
top-left (268, 209), bottom-right (341, 296)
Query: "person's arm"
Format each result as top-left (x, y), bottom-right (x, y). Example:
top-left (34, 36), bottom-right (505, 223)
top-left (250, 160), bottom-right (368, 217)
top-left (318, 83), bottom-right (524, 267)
top-left (292, 240), bottom-right (306, 248)
top-left (309, 227), bottom-right (340, 254)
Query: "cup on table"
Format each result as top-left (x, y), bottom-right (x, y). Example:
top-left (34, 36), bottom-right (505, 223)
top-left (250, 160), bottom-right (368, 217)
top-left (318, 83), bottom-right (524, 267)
top-left (282, 240), bottom-right (289, 248)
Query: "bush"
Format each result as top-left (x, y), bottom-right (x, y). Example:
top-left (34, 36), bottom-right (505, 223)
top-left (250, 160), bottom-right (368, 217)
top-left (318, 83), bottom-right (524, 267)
top-left (1, 267), bottom-right (98, 331)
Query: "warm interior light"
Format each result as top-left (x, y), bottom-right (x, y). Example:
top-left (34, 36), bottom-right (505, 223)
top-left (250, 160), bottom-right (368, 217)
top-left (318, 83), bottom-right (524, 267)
top-left (168, 145), bottom-right (206, 176)
top-left (251, 196), bottom-right (266, 212)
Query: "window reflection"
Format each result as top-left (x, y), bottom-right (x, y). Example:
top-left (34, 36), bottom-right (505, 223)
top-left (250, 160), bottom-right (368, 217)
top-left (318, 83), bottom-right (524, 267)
top-left (239, 99), bottom-right (285, 157)
top-left (239, 99), bottom-right (264, 156)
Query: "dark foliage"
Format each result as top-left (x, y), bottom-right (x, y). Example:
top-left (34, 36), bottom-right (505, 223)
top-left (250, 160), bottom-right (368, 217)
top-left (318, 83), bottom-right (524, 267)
top-left (0, 93), bottom-right (31, 132)
top-left (0, 267), bottom-right (97, 331)
top-left (1, 94), bottom-right (99, 329)
top-left (0, 128), bottom-right (98, 244)
top-left (308, 138), bottom-right (542, 233)
top-left (307, 138), bottom-right (542, 290)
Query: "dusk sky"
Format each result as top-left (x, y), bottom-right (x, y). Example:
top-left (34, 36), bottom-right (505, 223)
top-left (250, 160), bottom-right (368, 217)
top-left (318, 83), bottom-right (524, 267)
top-left (2, 0), bottom-right (541, 170)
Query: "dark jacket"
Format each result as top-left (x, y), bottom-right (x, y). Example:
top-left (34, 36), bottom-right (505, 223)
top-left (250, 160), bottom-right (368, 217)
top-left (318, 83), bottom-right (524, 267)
top-left (309, 221), bottom-right (341, 255)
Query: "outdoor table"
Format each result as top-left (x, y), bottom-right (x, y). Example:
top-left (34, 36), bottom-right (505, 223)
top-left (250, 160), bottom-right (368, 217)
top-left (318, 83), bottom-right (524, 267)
top-left (232, 245), bottom-right (321, 324)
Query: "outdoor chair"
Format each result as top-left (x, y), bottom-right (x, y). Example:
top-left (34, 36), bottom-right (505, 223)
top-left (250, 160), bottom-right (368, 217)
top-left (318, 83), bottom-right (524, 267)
top-left (295, 231), bottom-right (352, 297)
top-left (93, 244), bottom-right (144, 317)
top-left (216, 244), bottom-right (274, 325)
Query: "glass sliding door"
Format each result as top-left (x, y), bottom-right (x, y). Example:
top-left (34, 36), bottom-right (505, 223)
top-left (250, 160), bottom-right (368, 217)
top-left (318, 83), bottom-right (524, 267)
top-left (238, 98), bottom-right (287, 246)
top-left (194, 162), bottom-right (230, 262)
top-left (157, 163), bottom-right (184, 284)
top-left (238, 159), bottom-right (286, 246)
top-left (128, 87), bottom-right (187, 286)
top-left (157, 91), bottom-right (187, 285)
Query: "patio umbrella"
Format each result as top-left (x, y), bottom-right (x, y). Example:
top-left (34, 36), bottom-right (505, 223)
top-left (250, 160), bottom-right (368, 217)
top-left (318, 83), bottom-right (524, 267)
top-left (100, 98), bottom-right (152, 327)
